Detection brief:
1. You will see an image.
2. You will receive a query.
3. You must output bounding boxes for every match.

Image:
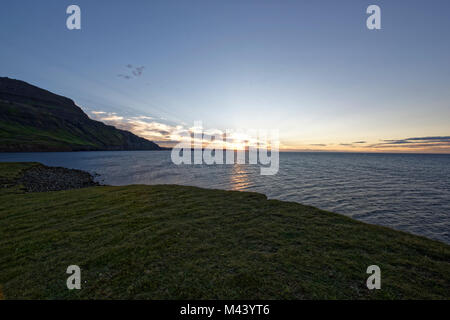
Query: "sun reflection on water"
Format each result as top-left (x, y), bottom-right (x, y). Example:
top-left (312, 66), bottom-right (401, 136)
top-left (229, 164), bottom-right (252, 191)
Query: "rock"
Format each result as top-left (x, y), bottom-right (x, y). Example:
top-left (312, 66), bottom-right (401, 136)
top-left (18, 165), bottom-right (100, 192)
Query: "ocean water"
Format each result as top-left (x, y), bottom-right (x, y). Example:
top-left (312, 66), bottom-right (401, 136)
top-left (1, 151), bottom-right (449, 244)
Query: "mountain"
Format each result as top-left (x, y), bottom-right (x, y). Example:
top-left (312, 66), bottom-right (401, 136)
top-left (0, 77), bottom-right (164, 152)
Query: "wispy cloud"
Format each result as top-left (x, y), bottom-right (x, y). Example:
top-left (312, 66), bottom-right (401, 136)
top-left (91, 110), bottom-right (179, 144)
top-left (334, 138), bottom-right (450, 152)
top-left (356, 136), bottom-right (450, 152)
top-left (117, 74), bottom-right (131, 80)
top-left (370, 136), bottom-right (450, 148)
top-left (131, 66), bottom-right (144, 77)
top-left (89, 111), bottom-right (450, 153)
top-left (379, 136), bottom-right (450, 145)
top-left (338, 141), bottom-right (366, 147)
top-left (89, 111), bottom-right (272, 149)
top-left (117, 64), bottom-right (145, 80)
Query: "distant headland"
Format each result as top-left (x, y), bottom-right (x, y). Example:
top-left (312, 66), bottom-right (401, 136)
top-left (0, 77), bottom-right (167, 152)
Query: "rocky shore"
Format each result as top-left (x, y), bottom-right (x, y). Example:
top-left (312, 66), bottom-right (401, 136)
top-left (17, 165), bottom-right (99, 192)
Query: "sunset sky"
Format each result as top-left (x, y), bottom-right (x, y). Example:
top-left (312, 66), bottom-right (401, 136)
top-left (1, 0), bottom-right (449, 152)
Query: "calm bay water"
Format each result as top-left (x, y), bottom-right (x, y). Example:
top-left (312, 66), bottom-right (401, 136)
top-left (1, 151), bottom-right (449, 244)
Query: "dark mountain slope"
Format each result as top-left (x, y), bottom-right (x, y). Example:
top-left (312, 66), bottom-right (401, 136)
top-left (0, 77), bottom-right (163, 152)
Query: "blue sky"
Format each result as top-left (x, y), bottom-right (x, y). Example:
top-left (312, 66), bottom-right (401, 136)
top-left (1, 0), bottom-right (449, 151)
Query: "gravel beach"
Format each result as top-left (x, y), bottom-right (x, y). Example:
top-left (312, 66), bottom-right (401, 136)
top-left (17, 165), bottom-right (99, 192)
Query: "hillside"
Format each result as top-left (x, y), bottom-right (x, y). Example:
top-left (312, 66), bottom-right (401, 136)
top-left (0, 77), bottom-right (163, 152)
top-left (0, 162), bottom-right (449, 299)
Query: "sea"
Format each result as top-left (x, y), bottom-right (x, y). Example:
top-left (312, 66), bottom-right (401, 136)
top-left (1, 151), bottom-right (449, 244)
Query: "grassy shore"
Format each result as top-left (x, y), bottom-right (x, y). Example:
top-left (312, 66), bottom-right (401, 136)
top-left (0, 162), bottom-right (449, 299)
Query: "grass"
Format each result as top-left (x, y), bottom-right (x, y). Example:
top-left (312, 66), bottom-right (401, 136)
top-left (0, 162), bottom-right (449, 299)
top-left (0, 119), bottom-right (96, 151)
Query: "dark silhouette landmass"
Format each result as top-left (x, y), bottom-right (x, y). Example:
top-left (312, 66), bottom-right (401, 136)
top-left (0, 77), bottom-right (164, 152)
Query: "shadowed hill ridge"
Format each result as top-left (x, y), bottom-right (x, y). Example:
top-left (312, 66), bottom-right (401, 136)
top-left (0, 77), bottom-right (163, 152)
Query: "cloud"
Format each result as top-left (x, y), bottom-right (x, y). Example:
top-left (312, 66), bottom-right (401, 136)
top-left (117, 64), bottom-right (145, 80)
top-left (338, 141), bottom-right (365, 147)
top-left (369, 136), bottom-right (450, 150)
top-left (328, 136), bottom-right (450, 152)
top-left (117, 74), bottom-right (131, 80)
top-left (89, 111), bottom-right (199, 144)
top-left (98, 115), bottom-right (178, 142)
top-left (88, 110), bottom-right (450, 153)
top-left (89, 111), bottom-right (276, 149)
top-left (380, 136), bottom-right (450, 145)
top-left (133, 115), bottom-right (153, 120)
top-left (132, 66), bottom-right (145, 77)
top-left (102, 115), bottom-right (124, 122)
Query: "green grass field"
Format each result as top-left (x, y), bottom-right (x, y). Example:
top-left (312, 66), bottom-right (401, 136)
top-left (0, 162), bottom-right (449, 299)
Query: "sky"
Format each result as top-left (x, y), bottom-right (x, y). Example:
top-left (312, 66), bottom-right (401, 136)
top-left (1, 0), bottom-right (449, 152)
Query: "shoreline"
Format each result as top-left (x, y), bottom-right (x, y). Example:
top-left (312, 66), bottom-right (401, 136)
top-left (1, 158), bottom-right (449, 245)
top-left (1, 162), bottom-right (449, 299)
top-left (1, 161), bottom-right (449, 245)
